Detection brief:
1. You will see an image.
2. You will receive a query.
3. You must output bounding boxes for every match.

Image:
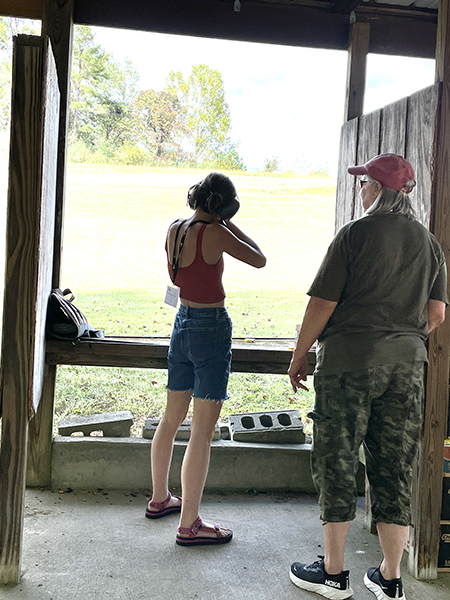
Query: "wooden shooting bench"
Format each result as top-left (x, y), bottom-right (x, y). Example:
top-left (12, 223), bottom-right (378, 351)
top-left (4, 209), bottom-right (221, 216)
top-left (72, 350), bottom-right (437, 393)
top-left (45, 337), bottom-right (316, 375)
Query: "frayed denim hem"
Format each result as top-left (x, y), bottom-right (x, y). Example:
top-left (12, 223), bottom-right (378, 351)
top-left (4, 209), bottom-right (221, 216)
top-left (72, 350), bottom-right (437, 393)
top-left (195, 396), bottom-right (226, 404)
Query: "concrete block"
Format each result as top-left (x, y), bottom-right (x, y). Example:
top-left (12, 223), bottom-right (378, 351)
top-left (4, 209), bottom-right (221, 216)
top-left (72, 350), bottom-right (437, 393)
top-left (58, 411), bottom-right (134, 437)
top-left (143, 419), bottom-right (219, 440)
top-left (229, 410), bottom-right (305, 444)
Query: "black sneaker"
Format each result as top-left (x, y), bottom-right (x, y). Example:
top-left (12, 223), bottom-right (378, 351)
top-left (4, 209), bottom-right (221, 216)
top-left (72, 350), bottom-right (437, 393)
top-left (290, 556), bottom-right (353, 599)
top-left (364, 566), bottom-right (405, 600)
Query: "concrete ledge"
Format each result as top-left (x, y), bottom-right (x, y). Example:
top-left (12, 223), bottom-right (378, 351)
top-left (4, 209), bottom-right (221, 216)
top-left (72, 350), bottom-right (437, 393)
top-left (51, 437), bottom-right (366, 494)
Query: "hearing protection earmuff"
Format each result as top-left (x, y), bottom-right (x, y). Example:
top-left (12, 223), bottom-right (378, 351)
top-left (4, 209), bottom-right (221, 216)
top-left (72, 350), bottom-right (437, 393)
top-left (187, 182), bottom-right (240, 220)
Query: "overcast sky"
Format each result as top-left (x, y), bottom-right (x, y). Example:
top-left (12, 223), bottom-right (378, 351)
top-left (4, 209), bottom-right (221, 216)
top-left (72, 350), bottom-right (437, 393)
top-left (92, 26), bottom-right (435, 174)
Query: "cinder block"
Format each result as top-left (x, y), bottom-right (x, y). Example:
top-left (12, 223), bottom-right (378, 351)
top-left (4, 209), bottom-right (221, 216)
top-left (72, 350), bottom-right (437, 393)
top-left (58, 411), bottom-right (134, 437)
top-left (143, 419), bottom-right (219, 440)
top-left (229, 410), bottom-right (305, 444)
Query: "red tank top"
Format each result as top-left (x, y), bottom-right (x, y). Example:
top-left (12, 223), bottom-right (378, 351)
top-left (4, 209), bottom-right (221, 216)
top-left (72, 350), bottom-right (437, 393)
top-left (169, 224), bottom-right (225, 303)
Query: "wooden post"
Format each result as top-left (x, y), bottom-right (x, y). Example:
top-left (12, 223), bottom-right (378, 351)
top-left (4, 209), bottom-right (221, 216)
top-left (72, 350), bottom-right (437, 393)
top-left (27, 0), bottom-right (74, 487)
top-left (436, 0), bottom-right (450, 84)
top-left (0, 35), bottom-right (60, 585)
top-left (408, 81), bottom-right (450, 579)
top-left (344, 19), bottom-right (370, 122)
top-left (408, 0), bottom-right (450, 578)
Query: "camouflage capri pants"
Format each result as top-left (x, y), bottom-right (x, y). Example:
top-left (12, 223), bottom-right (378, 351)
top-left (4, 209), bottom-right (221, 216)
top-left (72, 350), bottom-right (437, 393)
top-left (309, 361), bottom-right (424, 526)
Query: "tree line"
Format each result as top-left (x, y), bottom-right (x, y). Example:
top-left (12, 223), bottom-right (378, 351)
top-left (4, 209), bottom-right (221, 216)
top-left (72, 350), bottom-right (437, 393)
top-left (0, 20), bottom-right (245, 170)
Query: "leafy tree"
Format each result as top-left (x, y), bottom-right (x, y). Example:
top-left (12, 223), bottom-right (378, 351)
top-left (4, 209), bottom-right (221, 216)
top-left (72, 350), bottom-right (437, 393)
top-left (263, 156), bottom-right (280, 172)
top-left (166, 64), bottom-right (244, 169)
top-left (70, 26), bottom-right (139, 153)
top-left (133, 88), bottom-right (187, 160)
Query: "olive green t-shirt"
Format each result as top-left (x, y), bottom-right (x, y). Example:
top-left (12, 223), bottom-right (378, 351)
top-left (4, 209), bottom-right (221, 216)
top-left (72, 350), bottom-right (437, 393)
top-left (308, 213), bottom-right (448, 375)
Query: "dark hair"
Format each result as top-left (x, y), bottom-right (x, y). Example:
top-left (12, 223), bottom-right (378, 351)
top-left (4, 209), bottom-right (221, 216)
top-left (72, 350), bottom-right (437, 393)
top-left (188, 172), bottom-right (237, 216)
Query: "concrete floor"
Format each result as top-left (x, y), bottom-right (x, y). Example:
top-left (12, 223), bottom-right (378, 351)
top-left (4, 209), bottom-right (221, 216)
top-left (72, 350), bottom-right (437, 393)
top-left (1, 489), bottom-right (449, 600)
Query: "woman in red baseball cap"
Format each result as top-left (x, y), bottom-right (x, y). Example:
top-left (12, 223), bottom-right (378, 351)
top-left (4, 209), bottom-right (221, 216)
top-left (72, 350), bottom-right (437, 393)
top-left (349, 153), bottom-right (416, 216)
top-left (287, 153), bottom-right (447, 600)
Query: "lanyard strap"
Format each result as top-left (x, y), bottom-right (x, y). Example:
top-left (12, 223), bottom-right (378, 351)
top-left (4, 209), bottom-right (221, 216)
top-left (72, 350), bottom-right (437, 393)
top-left (171, 219), bottom-right (210, 283)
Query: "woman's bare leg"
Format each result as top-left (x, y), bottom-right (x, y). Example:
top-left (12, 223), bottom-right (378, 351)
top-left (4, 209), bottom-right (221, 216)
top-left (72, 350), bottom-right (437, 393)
top-left (179, 397), bottom-right (228, 535)
top-left (149, 389), bottom-right (191, 507)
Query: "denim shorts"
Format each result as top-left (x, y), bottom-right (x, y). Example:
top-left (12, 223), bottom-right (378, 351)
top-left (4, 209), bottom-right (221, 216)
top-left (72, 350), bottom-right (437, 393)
top-left (167, 305), bottom-right (232, 402)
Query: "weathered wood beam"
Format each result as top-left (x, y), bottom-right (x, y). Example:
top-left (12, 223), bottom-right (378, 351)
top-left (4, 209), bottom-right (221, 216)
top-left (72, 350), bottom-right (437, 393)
top-left (0, 34), bottom-right (59, 586)
top-left (0, 0), bottom-right (438, 58)
top-left (333, 0), bottom-right (363, 15)
top-left (436, 0), bottom-right (450, 83)
top-left (409, 81), bottom-right (450, 580)
top-left (344, 20), bottom-right (370, 121)
top-left (45, 337), bottom-right (317, 375)
top-left (27, 0), bottom-right (74, 489)
top-left (0, 0), bottom-right (43, 19)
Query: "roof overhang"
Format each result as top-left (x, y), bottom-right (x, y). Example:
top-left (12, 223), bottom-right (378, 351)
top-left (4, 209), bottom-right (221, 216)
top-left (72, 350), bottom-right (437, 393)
top-left (0, 0), bottom-right (439, 58)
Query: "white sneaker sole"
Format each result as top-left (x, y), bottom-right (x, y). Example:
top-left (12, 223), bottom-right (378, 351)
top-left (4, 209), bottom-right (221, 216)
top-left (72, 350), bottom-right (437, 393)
top-left (289, 570), bottom-right (354, 599)
top-left (363, 573), bottom-right (406, 600)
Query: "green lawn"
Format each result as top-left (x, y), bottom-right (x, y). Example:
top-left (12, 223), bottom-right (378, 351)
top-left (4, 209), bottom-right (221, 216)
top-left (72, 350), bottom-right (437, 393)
top-left (54, 164), bottom-right (337, 435)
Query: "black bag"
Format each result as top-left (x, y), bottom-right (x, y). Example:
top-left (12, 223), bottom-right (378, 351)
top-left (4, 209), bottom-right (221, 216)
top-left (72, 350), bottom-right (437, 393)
top-left (46, 288), bottom-right (104, 341)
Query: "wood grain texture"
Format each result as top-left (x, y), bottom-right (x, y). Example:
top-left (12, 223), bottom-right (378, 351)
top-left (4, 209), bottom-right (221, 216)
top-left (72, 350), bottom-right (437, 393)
top-left (32, 37), bottom-right (59, 413)
top-left (406, 84), bottom-right (440, 228)
top-left (45, 337), bottom-right (317, 375)
top-left (409, 82), bottom-right (450, 580)
top-left (0, 0), bottom-right (43, 19)
top-left (344, 21), bottom-right (370, 122)
top-left (335, 118), bottom-right (358, 232)
top-left (27, 0), bottom-right (74, 488)
top-left (26, 365), bottom-right (56, 487)
top-left (0, 35), bottom-right (59, 585)
top-left (436, 0), bottom-right (450, 84)
top-left (380, 96), bottom-right (407, 156)
top-left (42, 0), bottom-right (74, 287)
top-left (354, 110), bottom-right (381, 220)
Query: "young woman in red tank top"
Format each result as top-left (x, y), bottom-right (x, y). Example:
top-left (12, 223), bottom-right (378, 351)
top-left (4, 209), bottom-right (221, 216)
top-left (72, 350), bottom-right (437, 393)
top-left (146, 172), bottom-right (266, 545)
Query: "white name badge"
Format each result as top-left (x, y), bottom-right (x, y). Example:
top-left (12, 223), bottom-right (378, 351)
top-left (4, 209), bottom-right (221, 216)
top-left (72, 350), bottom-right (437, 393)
top-left (164, 285), bottom-right (180, 308)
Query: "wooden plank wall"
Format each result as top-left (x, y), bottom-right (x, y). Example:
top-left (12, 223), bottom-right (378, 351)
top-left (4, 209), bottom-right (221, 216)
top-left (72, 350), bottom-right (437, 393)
top-left (354, 110), bottom-right (382, 220)
top-left (0, 35), bottom-right (60, 585)
top-left (406, 85), bottom-right (440, 227)
top-left (336, 119), bottom-right (358, 230)
top-left (409, 81), bottom-right (450, 579)
top-left (335, 84), bottom-right (439, 231)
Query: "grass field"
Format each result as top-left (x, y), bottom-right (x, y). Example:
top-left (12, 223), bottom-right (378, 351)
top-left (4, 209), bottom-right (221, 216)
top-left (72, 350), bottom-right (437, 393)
top-left (53, 164), bottom-right (337, 435)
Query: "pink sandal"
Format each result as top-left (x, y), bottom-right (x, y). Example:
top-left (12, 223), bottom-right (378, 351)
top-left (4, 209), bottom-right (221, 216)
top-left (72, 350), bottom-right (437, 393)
top-left (145, 492), bottom-right (182, 519)
top-left (176, 516), bottom-right (233, 546)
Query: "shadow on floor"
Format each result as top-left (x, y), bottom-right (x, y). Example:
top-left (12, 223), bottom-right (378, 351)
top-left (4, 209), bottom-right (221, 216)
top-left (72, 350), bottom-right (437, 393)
top-left (1, 489), bottom-right (449, 600)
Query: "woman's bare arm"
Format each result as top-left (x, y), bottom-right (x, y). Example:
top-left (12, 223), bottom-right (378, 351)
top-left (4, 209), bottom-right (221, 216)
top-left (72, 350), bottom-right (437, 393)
top-left (209, 221), bottom-right (266, 268)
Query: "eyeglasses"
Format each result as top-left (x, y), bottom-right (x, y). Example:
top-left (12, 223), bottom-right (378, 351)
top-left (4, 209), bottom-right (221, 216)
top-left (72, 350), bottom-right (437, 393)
top-left (359, 179), bottom-right (372, 188)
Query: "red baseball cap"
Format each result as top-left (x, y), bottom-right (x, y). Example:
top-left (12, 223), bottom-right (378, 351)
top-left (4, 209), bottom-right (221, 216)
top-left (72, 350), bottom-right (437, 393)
top-left (348, 153), bottom-right (416, 193)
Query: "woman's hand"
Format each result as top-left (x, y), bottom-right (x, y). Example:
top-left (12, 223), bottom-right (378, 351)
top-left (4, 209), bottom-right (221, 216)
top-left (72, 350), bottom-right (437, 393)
top-left (288, 354), bottom-right (309, 392)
